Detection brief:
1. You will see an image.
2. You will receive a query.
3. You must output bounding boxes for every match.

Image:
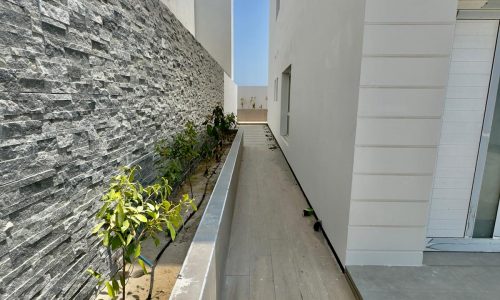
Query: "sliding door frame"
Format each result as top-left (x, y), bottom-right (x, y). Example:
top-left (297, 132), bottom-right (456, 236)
top-left (465, 22), bottom-right (500, 238)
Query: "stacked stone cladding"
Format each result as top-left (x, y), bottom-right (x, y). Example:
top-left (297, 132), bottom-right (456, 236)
top-left (0, 0), bottom-right (223, 298)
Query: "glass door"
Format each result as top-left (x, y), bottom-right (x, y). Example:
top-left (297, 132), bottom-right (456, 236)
top-left (468, 26), bottom-right (500, 238)
top-left (473, 84), bottom-right (500, 238)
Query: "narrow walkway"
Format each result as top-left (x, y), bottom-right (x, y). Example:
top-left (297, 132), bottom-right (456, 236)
top-left (222, 125), bottom-right (354, 300)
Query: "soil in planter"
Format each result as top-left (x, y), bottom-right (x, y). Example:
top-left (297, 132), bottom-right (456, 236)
top-left (95, 140), bottom-right (233, 300)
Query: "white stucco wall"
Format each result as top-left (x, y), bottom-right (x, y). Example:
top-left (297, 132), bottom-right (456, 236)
top-left (267, 0), bottom-right (366, 265)
top-left (268, 0), bottom-right (460, 267)
top-left (162, 0), bottom-right (232, 76)
top-left (224, 72), bottom-right (238, 115)
top-left (346, 0), bottom-right (458, 266)
top-left (161, 0), bottom-right (196, 35)
top-left (195, 0), bottom-right (232, 76)
top-left (237, 86), bottom-right (268, 109)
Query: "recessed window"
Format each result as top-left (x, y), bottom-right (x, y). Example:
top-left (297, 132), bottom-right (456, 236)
top-left (276, 0), bottom-right (280, 19)
top-left (280, 66), bottom-right (291, 136)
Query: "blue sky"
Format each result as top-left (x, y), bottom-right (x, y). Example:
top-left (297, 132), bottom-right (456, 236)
top-left (233, 0), bottom-right (269, 86)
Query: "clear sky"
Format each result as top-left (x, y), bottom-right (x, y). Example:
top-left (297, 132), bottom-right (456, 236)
top-left (233, 0), bottom-right (269, 86)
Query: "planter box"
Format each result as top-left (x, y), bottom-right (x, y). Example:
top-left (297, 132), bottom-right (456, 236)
top-left (170, 129), bottom-right (244, 300)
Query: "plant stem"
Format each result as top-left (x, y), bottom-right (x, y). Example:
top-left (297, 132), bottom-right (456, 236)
top-left (122, 250), bottom-right (126, 300)
top-left (147, 263), bottom-right (156, 300)
top-left (188, 175), bottom-right (193, 198)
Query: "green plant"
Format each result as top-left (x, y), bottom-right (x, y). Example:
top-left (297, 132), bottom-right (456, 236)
top-left (155, 141), bottom-right (182, 188)
top-left (203, 106), bottom-right (236, 161)
top-left (176, 122), bottom-right (199, 192)
top-left (199, 137), bottom-right (215, 176)
top-left (87, 166), bottom-right (195, 299)
top-left (206, 106), bottom-right (236, 139)
top-left (170, 121), bottom-right (198, 162)
top-left (225, 112), bottom-right (236, 131)
top-left (156, 121), bottom-right (200, 196)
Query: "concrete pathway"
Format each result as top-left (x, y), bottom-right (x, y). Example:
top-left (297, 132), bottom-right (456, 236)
top-left (222, 125), bottom-right (355, 300)
top-left (348, 252), bottom-right (500, 300)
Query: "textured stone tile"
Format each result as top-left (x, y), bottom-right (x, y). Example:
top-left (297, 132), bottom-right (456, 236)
top-left (0, 0), bottom-right (223, 298)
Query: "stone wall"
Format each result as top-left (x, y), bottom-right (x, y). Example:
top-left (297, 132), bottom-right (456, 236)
top-left (0, 0), bottom-right (223, 298)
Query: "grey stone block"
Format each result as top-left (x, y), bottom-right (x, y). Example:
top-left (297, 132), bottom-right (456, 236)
top-left (40, 1), bottom-right (70, 26)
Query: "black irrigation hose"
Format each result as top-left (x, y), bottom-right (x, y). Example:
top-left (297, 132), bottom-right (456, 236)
top-left (146, 158), bottom-right (222, 300)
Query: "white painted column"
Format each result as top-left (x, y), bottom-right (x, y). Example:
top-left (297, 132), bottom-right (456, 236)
top-left (347, 0), bottom-right (458, 266)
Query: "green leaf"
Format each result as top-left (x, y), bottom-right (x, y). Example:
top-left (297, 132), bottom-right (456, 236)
top-left (105, 281), bottom-right (115, 298)
top-left (135, 214), bottom-right (147, 223)
top-left (117, 233), bottom-right (126, 245)
top-left (110, 235), bottom-right (122, 250)
top-left (126, 234), bottom-right (134, 245)
top-left (167, 221), bottom-right (176, 240)
top-left (97, 202), bottom-right (110, 218)
top-left (112, 279), bottom-right (120, 295)
top-left (134, 243), bottom-right (141, 257)
top-left (138, 258), bottom-right (149, 275)
top-left (162, 200), bottom-right (171, 211)
top-left (121, 220), bottom-right (129, 232)
top-left (103, 232), bottom-right (109, 247)
top-left (92, 222), bottom-right (106, 234)
top-left (146, 202), bottom-right (155, 211)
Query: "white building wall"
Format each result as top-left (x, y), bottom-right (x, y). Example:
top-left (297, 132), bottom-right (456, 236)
top-left (160, 0), bottom-right (196, 35)
top-left (162, 0), bottom-right (232, 76)
top-left (428, 20), bottom-right (498, 238)
top-left (224, 73), bottom-right (238, 115)
top-left (237, 86), bottom-right (268, 109)
top-left (346, 0), bottom-right (458, 266)
top-left (267, 0), bottom-right (366, 264)
top-left (195, 0), bottom-right (232, 76)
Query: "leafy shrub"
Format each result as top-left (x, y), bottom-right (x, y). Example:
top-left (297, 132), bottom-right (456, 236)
top-left (88, 166), bottom-right (195, 299)
top-left (156, 109), bottom-right (236, 191)
top-left (203, 105), bottom-right (236, 161)
top-left (156, 121), bottom-right (200, 193)
top-left (171, 121), bottom-right (199, 168)
top-left (155, 142), bottom-right (183, 187)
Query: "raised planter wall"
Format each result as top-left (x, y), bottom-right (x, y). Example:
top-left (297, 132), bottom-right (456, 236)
top-left (170, 129), bottom-right (243, 300)
top-left (0, 0), bottom-right (223, 298)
